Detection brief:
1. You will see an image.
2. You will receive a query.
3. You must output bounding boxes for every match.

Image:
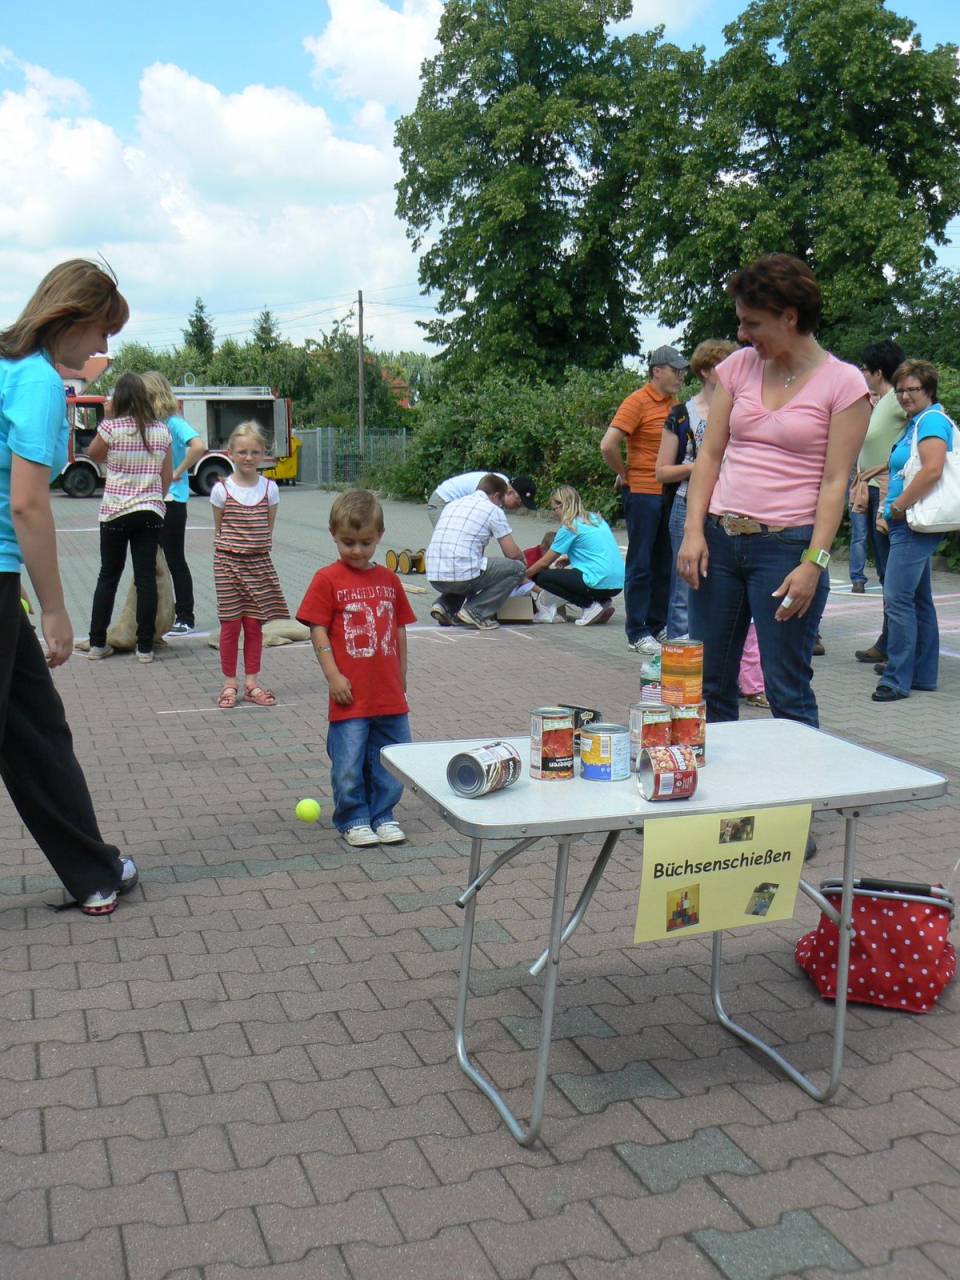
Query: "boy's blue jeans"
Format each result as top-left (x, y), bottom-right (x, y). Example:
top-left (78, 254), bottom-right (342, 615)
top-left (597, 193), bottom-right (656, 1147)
top-left (688, 520), bottom-right (829, 727)
top-left (327, 714), bottom-right (411, 832)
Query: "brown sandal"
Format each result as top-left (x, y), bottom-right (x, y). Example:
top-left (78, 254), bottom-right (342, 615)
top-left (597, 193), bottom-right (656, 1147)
top-left (218, 685), bottom-right (239, 709)
top-left (244, 686), bottom-right (277, 707)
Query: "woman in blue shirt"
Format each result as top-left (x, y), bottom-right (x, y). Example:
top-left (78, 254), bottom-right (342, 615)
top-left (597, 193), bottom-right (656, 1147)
top-left (874, 360), bottom-right (953, 701)
top-left (0, 260), bottom-right (139, 913)
top-left (526, 486), bottom-right (625, 625)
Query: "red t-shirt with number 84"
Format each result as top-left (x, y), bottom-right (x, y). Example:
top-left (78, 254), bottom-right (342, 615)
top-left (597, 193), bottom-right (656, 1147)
top-left (297, 561), bottom-right (417, 722)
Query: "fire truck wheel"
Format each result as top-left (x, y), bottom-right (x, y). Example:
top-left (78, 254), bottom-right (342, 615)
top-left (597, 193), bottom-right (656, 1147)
top-left (195, 459), bottom-right (232, 496)
top-left (61, 465), bottom-right (99, 498)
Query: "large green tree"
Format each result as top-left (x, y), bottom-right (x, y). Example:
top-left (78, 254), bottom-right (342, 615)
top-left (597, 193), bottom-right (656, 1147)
top-left (182, 297), bottom-right (216, 360)
top-left (395, 0), bottom-right (658, 382)
top-left (623, 0), bottom-right (960, 353)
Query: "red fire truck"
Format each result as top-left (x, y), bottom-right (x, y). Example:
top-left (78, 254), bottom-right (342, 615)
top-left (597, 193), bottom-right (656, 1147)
top-left (60, 385), bottom-right (294, 498)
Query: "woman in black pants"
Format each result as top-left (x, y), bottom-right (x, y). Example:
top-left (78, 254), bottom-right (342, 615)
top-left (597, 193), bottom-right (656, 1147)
top-left (0, 260), bottom-right (139, 914)
top-left (525, 486), bottom-right (625, 625)
top-left (86, 373), bottom-right (172, 662)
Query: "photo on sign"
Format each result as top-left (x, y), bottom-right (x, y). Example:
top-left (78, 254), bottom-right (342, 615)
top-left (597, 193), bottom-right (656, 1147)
top-left (745, 882), bottom-right (779, 916)
top-left (719, 815), bottom-right (755, 843)
top-left (665, 883), bottom-right (700, 932)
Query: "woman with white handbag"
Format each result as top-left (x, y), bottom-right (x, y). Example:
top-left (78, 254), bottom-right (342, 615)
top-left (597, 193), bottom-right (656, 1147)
top-left (873, 360), bottom-right (956, 702)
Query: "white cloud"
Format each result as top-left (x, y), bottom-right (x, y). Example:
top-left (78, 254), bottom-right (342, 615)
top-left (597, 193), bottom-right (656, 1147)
top-left (304, 0), bottom-right (442, 111)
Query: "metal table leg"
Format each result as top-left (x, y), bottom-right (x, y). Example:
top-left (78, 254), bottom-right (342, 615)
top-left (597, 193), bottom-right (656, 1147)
top-left (529, 829), bottom-right (622, 977)
top-left (454, 835), bottom-right (572, 1145)
top-left (711, 810), bottom-right (858, 1100)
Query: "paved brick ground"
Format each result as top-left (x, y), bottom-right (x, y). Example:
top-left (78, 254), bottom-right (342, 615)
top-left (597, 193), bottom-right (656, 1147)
top-left (1, 488), bottom-right (958, 1279)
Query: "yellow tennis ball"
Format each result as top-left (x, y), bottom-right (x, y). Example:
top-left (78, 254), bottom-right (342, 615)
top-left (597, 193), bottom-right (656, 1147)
top-left (295, 798), bottom-right (322, 824)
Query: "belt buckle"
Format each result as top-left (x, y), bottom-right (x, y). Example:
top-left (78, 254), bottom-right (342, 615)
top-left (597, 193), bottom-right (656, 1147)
top-left (720, 514), bottom-right (760, 535)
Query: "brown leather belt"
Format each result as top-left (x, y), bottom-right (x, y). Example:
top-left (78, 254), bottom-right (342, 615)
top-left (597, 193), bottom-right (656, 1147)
top-left (709, 513), bottom-right (787, 536)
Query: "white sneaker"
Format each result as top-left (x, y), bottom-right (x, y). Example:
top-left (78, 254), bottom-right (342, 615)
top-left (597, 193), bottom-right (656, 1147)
top-left (631, 635), bottom-right (662, 656)
top-left (344, 824), bottom-right (380, 847)
top-left (534, 604), bottom-right (558, 624)
top-left (655, 628), bottom-right (669, 643)
top-left (374, 822), bottom-right (406, 844)
top-left (136, 650), bottom-right (154, 664)
top-left (576, 601), bottom-right (615, 627)
top-left (87, 645), bottom-right (114, 660)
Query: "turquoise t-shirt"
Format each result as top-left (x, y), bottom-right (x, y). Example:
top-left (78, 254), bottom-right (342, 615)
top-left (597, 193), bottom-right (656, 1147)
top-left (551, 515), bottom-right (625, 589)
top-left (166, 414), bottom-right (200, 503)
top-left (0, 350), bottom-right (68, 573)
top-left (885, 404), bottom-right (954, 518)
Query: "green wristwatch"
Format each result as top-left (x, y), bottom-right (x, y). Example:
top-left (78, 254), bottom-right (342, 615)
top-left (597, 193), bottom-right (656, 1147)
top-left (801, 547), bottom-right (831, 570)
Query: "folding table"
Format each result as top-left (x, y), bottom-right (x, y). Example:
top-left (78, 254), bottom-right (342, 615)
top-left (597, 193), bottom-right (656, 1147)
top-left (383, 719), bottom-right (946, 1145)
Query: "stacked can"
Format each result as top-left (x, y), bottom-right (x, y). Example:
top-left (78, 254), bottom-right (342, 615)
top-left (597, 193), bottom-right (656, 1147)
top-left (638, 653), bottom-right (663, 703)
top-left (661, 640), bottom-right (707, 765)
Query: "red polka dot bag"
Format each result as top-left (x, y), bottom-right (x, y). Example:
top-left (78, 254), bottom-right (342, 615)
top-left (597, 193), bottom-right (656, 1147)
top-left (796, 878), bottom-right (956, 1013)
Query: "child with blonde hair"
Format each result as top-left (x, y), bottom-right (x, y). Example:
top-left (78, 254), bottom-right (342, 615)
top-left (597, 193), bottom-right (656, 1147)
top-left (297, 490), bottom-right (415, 847)
top-left (211, 421), bottom-right (287, 708)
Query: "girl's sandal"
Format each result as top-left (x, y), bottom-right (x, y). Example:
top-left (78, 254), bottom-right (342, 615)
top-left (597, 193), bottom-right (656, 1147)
top-left (744, 692), bottom-right (770, 709)
top-left (218, 686), bottom-right (239, 709)
top-left (245, 686), bottom-right (277, 707)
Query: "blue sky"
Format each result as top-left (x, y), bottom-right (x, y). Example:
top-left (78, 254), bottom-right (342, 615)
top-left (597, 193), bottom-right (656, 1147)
top-left (1, 0), bottom-right (956, 357)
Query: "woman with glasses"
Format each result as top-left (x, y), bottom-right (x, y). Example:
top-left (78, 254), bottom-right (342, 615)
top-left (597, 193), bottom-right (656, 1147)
top-left (677, 254), bottom-right (870, 727)
top-left (525, 486), bottom-right (624, 625)
top-left (872, 361), bottom-right (952, 701)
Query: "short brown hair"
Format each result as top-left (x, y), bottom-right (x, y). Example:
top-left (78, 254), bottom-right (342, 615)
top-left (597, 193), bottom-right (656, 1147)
top-left (892, 359), bottom-right (938, 401)
top-left (690, 338), bottom-right (738, 379)
top-left (329, 489), bottom-right (384, 534)
top-left (476, 473), bottom-right (508, 499)
top-left (141, 371), bottom-right (179, 419)
top-left (726, 253), bottom-right (822, 334)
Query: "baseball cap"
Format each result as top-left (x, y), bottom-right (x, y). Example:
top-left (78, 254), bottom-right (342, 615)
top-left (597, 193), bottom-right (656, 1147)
top-left (510, 475), bottom-right (537, 509)
top-left (648, 345), bottom-right (689, 371)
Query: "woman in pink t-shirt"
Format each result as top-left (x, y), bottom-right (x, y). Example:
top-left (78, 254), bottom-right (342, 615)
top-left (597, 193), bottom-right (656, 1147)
top-left (677, 254), bottom-right (869, 727)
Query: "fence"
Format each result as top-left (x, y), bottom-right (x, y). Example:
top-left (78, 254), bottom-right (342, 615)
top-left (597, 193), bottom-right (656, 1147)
top-left (294, 427), bottom-right (410, 487)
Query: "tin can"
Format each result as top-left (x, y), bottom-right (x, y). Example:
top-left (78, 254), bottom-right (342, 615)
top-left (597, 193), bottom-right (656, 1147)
top-left (661, 640), bottom-right (704, 707)
top-left (637, 745), bottom-right (699, 801)
top-left (629, 702), bottom-right (673, 767)
top-left (447, 741), bottom-right (522, 797)
top-left (670, 701), bottom-right (707, 764)
top-left (639, 678), bottom-right (663, 704)
top-left (559, 705), bottom-right (603, 754)
top-left (530, 706), bottom-right (575, 780)
top-left (580, 723), bottom-right (630, 781)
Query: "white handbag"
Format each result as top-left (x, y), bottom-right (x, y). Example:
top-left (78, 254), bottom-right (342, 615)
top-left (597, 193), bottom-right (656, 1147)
top-left (901, 408), bottom-right (960, 534)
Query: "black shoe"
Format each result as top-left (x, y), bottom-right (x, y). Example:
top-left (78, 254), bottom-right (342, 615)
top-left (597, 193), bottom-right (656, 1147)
top-left (813, 635), bottom-right (825, 656)
top-left (851, 582), bottom-right (866, 594)
top-left (856, 646), bottom-right (886, 664)
top-left (874, 663), bottom-right (887, 676)
top-left (804, 835), bottom-right (817, 863)
top-left (872, 685), bottom-right (908, 702)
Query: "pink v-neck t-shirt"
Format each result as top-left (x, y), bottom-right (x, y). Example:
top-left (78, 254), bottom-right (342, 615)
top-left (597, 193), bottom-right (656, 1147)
top-left (709, 347), bottom-right (868, 526)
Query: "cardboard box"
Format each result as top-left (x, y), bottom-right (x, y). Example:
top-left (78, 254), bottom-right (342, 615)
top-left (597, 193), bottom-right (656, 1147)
top-left (496, 594), bottom-right (535, 623)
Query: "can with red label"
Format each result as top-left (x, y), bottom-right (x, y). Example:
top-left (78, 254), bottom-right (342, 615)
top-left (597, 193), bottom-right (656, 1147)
top-left (661, 640), bottom-right (704, 707)
top-left (530, 706), bottom-right (575, 780)
top-left (637, 745), bottom-right (699, 801)
top-left (447, 741), bottom-right (522, 797)
top-left (629, 702), bottom-right (673, 767)
top-left (670, 701), bottom-right (707, 764)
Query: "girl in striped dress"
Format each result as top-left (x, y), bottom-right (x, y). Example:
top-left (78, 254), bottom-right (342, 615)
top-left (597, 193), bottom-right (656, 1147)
top-left (211, 422), bottom-right (288, 708)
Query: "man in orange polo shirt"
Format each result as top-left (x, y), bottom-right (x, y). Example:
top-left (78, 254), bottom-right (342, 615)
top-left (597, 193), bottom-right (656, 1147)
top-left (600, 345), bottom-right (687, 654)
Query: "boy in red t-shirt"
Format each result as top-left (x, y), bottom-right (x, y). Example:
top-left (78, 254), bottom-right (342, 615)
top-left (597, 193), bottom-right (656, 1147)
top-left (297, 491), bottom-right (416, 848)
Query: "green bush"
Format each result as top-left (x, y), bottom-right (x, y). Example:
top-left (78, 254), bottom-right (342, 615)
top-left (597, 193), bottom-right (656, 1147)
top-left (378, 366), bottom-right (642, 521)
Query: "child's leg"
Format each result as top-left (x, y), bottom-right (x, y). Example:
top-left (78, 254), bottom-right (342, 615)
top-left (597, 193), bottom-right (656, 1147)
top-left (240, 617), bottom-right (264, 687)
top-left (219, 620), bottom-right (241, 683)
top-left (738, 622), bottom-right (765, 697)
top-left (366, 714), bottom-right (411, 830)
top-left (327, 718), bottom-right (372, 832)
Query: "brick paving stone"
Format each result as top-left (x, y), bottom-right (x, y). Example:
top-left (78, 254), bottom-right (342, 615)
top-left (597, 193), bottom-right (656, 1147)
top-left (44, 1095), bottom-right (164, 1151)
top-left (694, 1210), bottom-right (860, 1280)
top-left (820, 1134), bottom-right (960, 1204)
top-left (0, 1140), bottom-right (110, 1197)
top-left (384, 1166), bottom-right (528, 1238)
top-left (1, 1188), bottom-right (49, 1246)
top-left (123, 1207), bottom-right (269, 1280)
top-left (472, 1202), bottom-right (628, 1277)
top-left (160, 1081), bottom-right (280, 1134)
top-left (723, 1112), bottom-right (865, 1169)
top-left (569, 1237), bottom-right (726, 1279)
top-left (617, 1126), bottom-right (758, 1192)
top-left (0, 1227), bottom-right (125, 1280)
top-left (179, 1154), bottom-right (315, 1220)
top-left (257, 1189), bottom-right (401, 1258)
top-left (805, 1248), bottom-right (952, 1280)
top-left (49, 1170), bottom-right (186, 1241)
top-left (204, 1258), bottom-right (350, 1280)
top-left (815, 1186), bottom-right (960, 1265)
top-left (301, 1137), bottom-right (436, 1203)
top-left (553, 1060), bottom-right (677, 1113)
top-left (713, 1156), bottom-right (863, 1225)
top-left (343, 1224), bottom-right (498, 1280)
top-left (597, 1179), bottom-right (746, 1256)
top-left (108, 1126), bottom-right (237, 1185)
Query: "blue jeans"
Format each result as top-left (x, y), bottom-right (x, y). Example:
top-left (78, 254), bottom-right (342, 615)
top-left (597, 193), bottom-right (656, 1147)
top-left (848, 506), bottom-right (868, 584)
top-left (327, 714), bottom-right (411, 832)
top-left (622, 490), bottom-right (671, 643)
top-left (688, 520), bottom-right (829, 727)
top-left (880, 522), bottom-right (940, 695)
top-left (666, 493), bottom-right (689, 638)
top-left (866, 485), bottom-right (890, 655)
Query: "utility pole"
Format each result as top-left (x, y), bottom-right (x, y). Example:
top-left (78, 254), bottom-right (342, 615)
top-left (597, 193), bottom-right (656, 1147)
top-left (357, 289), bottom-right (365, 464)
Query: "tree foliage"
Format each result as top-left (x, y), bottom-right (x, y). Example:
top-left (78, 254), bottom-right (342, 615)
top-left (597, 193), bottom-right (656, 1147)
top-left (182, 297), bottom-right (216, 360)
top-left (252, 308), bottom-right (282, 352)
top-left (623, 0), bottom-right (960, 355)
top-left (395, 0), bottom-right (654, 382)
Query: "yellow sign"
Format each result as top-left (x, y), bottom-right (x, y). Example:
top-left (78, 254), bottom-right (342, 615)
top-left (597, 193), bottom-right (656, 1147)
top-left (634, 804), bottom-right (811, 943)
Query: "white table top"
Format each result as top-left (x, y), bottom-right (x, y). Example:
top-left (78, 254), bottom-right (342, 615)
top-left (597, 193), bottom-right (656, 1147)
top-left (382, 719), bottom-right (947, 839)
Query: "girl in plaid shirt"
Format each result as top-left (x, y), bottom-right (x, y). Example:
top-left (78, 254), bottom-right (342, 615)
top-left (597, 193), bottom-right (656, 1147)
top-left (86, 373), bottom-right (172, 662)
